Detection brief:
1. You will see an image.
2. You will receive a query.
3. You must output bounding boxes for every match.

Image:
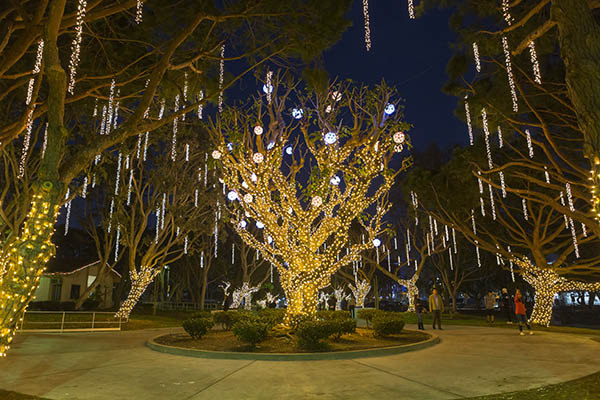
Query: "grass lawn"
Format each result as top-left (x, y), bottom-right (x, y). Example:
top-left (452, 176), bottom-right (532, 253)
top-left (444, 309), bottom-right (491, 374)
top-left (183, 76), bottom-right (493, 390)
top-left (0, 389), bottom-right (47, 399)
top-left (465, 371), bottom-right (600, 400)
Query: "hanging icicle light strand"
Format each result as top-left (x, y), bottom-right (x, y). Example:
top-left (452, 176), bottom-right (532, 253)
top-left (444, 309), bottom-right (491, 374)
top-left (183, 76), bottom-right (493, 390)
top-left (482, 108), bottom-right (493, 169)
top-left (407, 0), bottom-right (415, 19)
top-left (67, 0), bottom-right (87, 94)
top-left (472, 42), bottom-right (481, 72)
top-left (362, 0), bottom-right (371, 51)
top-left (135, 0), bottom-right (144, 23)
top-left (502, 36), bottom-right (519, 112)
top-left (465, 99), bottom-right (474, 145)
top-left (525, 129), bottom-right (534, 158)
top-left (528, 41), bottom-right (542, 84)
top-left (218, 45), bottom-right (225, 113)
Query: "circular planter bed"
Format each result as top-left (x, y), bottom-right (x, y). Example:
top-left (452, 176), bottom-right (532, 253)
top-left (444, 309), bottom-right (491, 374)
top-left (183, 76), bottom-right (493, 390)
top-left (147, 328), bottom-right (439, 361)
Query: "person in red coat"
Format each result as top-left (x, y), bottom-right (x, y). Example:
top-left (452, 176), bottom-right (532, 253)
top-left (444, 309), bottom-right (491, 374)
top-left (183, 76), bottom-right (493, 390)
top-left (514, 289), bottom-right (533, 336)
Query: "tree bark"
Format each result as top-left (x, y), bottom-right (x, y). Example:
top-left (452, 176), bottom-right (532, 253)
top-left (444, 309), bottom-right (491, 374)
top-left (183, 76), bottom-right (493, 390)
top-left (552, 0), bottom-right (600, 160)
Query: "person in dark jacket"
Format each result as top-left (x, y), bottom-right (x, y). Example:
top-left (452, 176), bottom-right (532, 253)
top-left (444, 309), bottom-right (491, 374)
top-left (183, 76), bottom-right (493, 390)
top-left (414, 295), bottom-right (425, 330)
top-left (501, 288), bottom-right (512, 324)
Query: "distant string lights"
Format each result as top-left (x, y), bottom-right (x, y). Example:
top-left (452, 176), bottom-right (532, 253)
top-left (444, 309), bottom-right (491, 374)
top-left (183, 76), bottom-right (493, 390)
top-left (502, 36), bottom-right (519, 112)
top-left (528, 41), bottom-right (542, 84)
top-left (362, 0), bottom-right (371, 51)
top-left (67, 0), bottom-right (87, 94)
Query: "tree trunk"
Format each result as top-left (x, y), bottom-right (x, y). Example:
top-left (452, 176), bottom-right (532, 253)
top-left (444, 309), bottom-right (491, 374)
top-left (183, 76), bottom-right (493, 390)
top-left (552, 0), bottom-right (600, 180)
top-left (75, 262), bottom-right (110, 310)
top-left (282, 280), bottom-right (320, 326)
top-left (529, 286), bottom-right (556, 327)
top-left (200, 267), bottom-right (208, 310)
top-left (115, 268), bottom-right (158, 319)
top-left (451, 289), bottom-right (458, 314)
top-left (374, 275), bottom-right (379, 309)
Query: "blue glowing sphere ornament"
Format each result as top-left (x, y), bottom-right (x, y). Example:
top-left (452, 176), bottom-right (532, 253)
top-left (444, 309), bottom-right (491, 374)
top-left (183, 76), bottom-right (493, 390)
top-left (227, 142), bottom-right (233, 151)
top-left (262, 84), bottom-right (273, 94)
top-left (373, 238), bottom-right (381, 247)
top-left (324, 132), bottom-right (337, 145)
top-left (285, 146), bottom-right (293, 155)
top-left (239, 220), bottom-right (247, 229)
top-left (384, 104), bottom-right (396, 115)
top-left (292, 108), bottom-right (304, 119)
top-left (256, 221), bottom-right (264, 229)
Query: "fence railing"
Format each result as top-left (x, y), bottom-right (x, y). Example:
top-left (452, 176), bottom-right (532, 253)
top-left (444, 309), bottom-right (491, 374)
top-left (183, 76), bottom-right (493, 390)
top-left (18, 311), bottom-right (126, 333)
top-left (146, 301), bottom-right (221, 312)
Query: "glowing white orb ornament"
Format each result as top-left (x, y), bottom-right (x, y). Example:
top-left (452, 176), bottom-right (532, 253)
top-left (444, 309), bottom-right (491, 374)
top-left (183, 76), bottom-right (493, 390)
top-left (331, 91), bottom-right (342, 102)
top-left (267, 141), bottom-right (275, 150)
top-left (239, 220), bottom-right (247, 228)
top-left (256, 221), bottom-right (264, 229)
top-left (393, 131), bottom-right (405, 144)
top-left (373, 238), bottom-right (381, 247)
top-left (326, 105), bottom-right (332, 113)
top-left (312, 196), bottom-right (323, 207)
top-left (227, 142), bottom-right (233, 151)
top-left (384, 103), bottom-right (396, 115)
top-left (292, 108), bottom-right (304, 119)
top-left (212, 150), bottom-right (222, 159)
top-left (227, 191), bottom-right (238, 201)
top-left (254, 125), bottom-right (263, 135)
top-left (253, 153), bottom-right (264, 163)
top-left (250, 173), bottom-right (258, 182)
top-left (394, 144), bottom-right (404, 153)
top-left (242, 181), bottom-right (249, 189)
top-left (267, 236), bottom-right (273, 244)
top-left (243, 193), bottom-right (253, 203)
top-left (324, 132), bottom-right (337, 145)
top-left (330, 175), bottom-right (341, 185)
top-left (285, 146), bottom-right (293, 155)
top-left (262, 84), bottom-right (273, 94)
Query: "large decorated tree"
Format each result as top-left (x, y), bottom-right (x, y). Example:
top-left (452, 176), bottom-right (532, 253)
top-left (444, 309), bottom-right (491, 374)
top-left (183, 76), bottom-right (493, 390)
top-left (208, 77), bottom-right (413, 325)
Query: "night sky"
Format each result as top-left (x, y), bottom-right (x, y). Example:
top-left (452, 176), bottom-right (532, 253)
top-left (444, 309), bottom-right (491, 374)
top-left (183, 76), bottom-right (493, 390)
top-left (324, 2), bottom-right (467, 151)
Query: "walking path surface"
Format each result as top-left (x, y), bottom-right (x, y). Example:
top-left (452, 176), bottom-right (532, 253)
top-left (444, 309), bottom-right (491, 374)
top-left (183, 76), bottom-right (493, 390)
top-left (1, 324), bottom-right (599, 400)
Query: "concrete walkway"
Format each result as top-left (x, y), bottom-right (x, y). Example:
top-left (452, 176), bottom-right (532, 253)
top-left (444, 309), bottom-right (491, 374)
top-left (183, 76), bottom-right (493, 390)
top-left (1, 325), bottom-right (599, 400)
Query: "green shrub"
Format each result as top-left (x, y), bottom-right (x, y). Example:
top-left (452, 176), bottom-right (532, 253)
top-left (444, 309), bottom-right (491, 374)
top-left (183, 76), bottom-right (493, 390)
top-left (232, 320), bottom-right (270, 347)
top-left (182, 317), bottom-right (214, 339)
top-left (256, 308), bottom-right (285, 327)
top-left (357, 309), bottom-right (383, 327)
top-left (296, 320), bottom-right (337, 351)
top-left (317, 310), bottom-right (351, 320)
top-left (329, 318), bottom-right (357, 341)
top-left (213, 311), bottom-right (235, 330)
top-left (59, 301), bottom-right (76, 311)
top-left (190, 311), bottom-right (212, 319)
top-left (81, 298), bottom-right (100, 310)
top-left (372, 313), bottom-right (405, 337)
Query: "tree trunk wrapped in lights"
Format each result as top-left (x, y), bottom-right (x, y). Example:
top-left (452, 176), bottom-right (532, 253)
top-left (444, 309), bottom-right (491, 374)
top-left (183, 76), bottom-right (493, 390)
top-left (0, 187), bottom-right (60, 356)
top-left (514, 258), bottom-right (600, 327)
top-left (349, 279), bottom-right (372, 308)
top-left (209, 78), bottom-right (412, 326)
top-left (115, 267), bottom-right (161, 318)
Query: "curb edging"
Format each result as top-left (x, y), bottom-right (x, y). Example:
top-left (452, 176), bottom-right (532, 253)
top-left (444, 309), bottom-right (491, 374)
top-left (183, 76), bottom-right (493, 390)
top-left (146, 331), bottom-right (440, 361)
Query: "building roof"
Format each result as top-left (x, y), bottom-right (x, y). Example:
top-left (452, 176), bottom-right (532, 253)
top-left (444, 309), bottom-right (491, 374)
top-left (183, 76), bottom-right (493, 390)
top-left (43, 260), bottom-right (122, 279)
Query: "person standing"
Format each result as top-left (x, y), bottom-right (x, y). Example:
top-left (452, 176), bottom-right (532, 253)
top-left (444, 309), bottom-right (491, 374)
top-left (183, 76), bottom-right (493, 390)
top-left (414, 295), bottom-right (425, 330)
top-left (484, 291), bottom-right (497, 323)
top-left (428, 288), bottom-right (444, 330)
top-left (515, 289), bottom-right (533, 336)
top-left (501, 288), bottom-right (512, 324)
top-left (348, 297), bottom-right (356, 319)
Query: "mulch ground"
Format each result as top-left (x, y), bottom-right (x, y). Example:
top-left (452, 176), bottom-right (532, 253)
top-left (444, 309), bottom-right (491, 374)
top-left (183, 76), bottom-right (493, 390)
top-left (154, 327), bottom-right (430, 353)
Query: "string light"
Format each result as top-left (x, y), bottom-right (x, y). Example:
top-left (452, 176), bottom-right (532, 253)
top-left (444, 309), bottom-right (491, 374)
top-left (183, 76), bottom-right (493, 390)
top-left (528, 41), bottom-right (542, 84)
top-left (82, 176), bottom-right (88, 199)
top-left (67, 0), bottom-right (87, 94)
top-left (114, 153), bottom-right (122, 196)
top-left (482, 109), bottom-right (493, 169)
top-left (497, 126), bottom-right (504, 148)
top-left (349, 280), bottom-right (371, 308)
top-left (107, 199), bottom-right (114, 233)
top-left (565, 183), bottom-right (575, 212)
top-left (64, 190), bottom-right (72, 236)
top-left (501, 0), bottom-right (513, 26)
top-left (161, 193), bottom-right (166, 230)
top-left (522, 198), bottom-right (528, 220)
top-left (197, 90), bottom-right (204, 119)
top-left (465, 99), bottom-right (473, 145)
top-left (171, 95), bottom-right (179, 162)
top-left (582, 223), bottom-right (587, 237)
top-left (19, 40), bottom-right (44, 178)
top-left (185, 144), bottom-right (189, 162)
top-left (114, 225), bottom-right (121, 262)
top-left (475, 241), bottom-right (481, 267)
top-left (489, 183), bottom-right (496, 220)
top-left (568, 217), bottom-right (580, 258)
top-left (525, 129), bottom-right (534, 158)
top-left (115, 268), bottom-right (161, 318)
top-left (499, 171), bottom-right (507, 197)
top-left (126, 169), bottom-right (133, 206)
top-left (471, 209), bottom-right (477, 235)
top-left (560, 192), bottom-right (569, 228)
top-left (106, 80), bottom-right (116, 134)
top-left (155, 207), bottom-right (160, 244)
top-left (473, 42), bottom-right (481, 72)
top-left (231, 243), bottom-right (234, 264)
top-left (265, 71), bottom-right (273, 104)
top-left (407, 0), bottom-right (415, 19)
top-left (184, 236), bottom-right (188, 255)
top-left (135, 0), bottom-right (143, 23)
top-left (502, 36), bottom-right (519, 112)
top-left (41, 123), bottom-right (48, 159)
top-left (362, 0), bottom-right (371, 51)
top-left (448, 247), bottom-right (453, 270)
top-left (218, 45), bottom-right (225, 112)
top-left (507, 245), bottom-right (515, 282)
top-left (452, 227), bottom-right (457, 254)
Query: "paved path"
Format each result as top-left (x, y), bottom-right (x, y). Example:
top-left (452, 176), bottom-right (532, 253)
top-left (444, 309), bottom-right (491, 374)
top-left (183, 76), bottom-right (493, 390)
top-left (1, 325), bottom-right (599, 400)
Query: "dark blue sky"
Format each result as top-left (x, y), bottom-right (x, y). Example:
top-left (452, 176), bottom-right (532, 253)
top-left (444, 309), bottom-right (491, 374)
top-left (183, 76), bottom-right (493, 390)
top-left (324, 1), bottom-right (467, 151)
